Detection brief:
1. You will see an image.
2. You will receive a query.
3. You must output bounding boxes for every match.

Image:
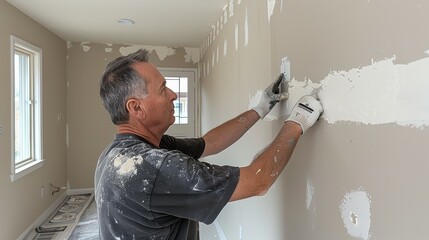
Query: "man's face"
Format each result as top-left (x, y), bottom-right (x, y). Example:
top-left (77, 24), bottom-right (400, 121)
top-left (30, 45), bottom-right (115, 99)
top-left (133, 62), bottom-right (177, 132)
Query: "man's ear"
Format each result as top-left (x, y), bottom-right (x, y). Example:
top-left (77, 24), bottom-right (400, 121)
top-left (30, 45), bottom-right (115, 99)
top-left (126, 98), bottom-right (146, 118)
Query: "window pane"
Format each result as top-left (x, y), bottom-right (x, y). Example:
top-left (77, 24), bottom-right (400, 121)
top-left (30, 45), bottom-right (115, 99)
top-left (14, 52), bottom-right (32, 164)
top-left (166, 77), bottom-right (188, 124)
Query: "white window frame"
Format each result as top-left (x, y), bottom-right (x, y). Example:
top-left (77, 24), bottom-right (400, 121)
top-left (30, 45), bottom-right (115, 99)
top-left (10, 36), bottom-right (44, 182)
top-left (160, 68), bottom-right (199, 138)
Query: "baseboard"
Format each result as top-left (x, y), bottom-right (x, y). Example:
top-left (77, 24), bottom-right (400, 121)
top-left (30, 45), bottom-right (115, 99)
top-left (67, 187), bottom-right (94, 195)
top-left (17, 191), bottom-right (68, 240)
top-left (214, 220), bottom-right (228, 240)
top-left (17, 188), bottom-right (95, 240)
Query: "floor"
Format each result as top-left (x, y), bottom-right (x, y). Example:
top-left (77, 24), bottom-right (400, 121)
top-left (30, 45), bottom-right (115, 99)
top-left (68, 199), bottom-right (221, 240)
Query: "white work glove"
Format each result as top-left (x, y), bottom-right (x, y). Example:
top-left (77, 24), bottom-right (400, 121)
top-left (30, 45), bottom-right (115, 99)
top-left (252, 73), bottom-right (289, 118)
top-left (285, 95), bottom-right (323, 134)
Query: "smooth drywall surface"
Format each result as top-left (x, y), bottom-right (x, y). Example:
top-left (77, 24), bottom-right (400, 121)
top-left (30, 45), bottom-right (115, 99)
top-left (200, 0), bottom-right (429, 239)
top-left (66, 43), bottom-right (198, 189)
top-left (0, 2), bottom-right (67, 239)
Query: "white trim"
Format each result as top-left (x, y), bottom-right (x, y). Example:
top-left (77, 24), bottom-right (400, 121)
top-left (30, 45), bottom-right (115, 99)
top-left (67, 187), bottom-right (94, 195)
top-left (16, 191), bottom-right (68, 240)
top-left (10, 159), bottom-right (44, 182)
top-left (214, 220), bottom-right (228, 240)
top-left (159, 67), bottom-right (199, 138)
top-left (10, 35), bottom-right (44, 181)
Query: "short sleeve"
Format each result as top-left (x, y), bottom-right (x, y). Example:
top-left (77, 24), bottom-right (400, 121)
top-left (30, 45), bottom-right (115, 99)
top-left (150, 151), bottom-right (239, 225)
top-left (160, 135), bottom-right (205, 159)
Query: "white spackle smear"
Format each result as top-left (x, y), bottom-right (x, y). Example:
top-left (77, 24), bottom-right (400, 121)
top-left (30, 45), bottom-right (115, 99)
top-left (113, 154), bottom-right (143, 176)
top-left (306, 178), bottom-right (315, 210)
top-left (212, 51), bottom-right (215, 67)
top-left (80, 42), bottom-right (91, 52)
top-left (67, 41), bottom-right (72, 49)
top-left (235, 24), bottom-right (239, 51)
top-left (340, 189), bottom-right (372, 240)
top-left (184, 47), bottom-right (200, 63)
top-left (216, 46), bottom-right (219, 63)
top-left (212, 25), bottom-right (216, 42)
top-left (267, 0), bottom-right (276, 22)
top-left (119, 45), bottom-right (176, 61)
top-left (229, 0), bottom-right (234, 17)
top-left (319, 57), bottom-right (398, 125)
top-left (395, 57), bottom-right (429, 128)
top-left (238, 0), bottom-right (241, 5)
top-left (223, 7), bottom-right (228, 24)
top-left (281, 52), bottom-right (429, 128)
top-left (105, 48), bottom-right (113, 53)
top-left (280, 0), bottom-right (284, 12)
top-left (244, 7), bottom-right (249, 47)
top-left (223, 39), bottom-right (228, 57)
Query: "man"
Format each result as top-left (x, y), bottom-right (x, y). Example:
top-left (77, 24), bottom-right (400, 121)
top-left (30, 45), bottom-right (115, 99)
top-left (95, 49), bottom-right (323, 240)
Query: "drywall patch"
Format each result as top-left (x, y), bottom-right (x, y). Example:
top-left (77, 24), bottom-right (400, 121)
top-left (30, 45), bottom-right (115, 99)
top-left (223, 39), bottom-right (228, 57)
top-left (80, 42), bottom-right (91, 52)
top-left (273, 53), bottom-right (429, 128)
top-left (105, 48), bottom-right (113, 53)
top-left (223, 7), bottom-right (228, 24)
top-left (184, 47), bottom-right (199, 63)
top-left (306, 178), bottom-right (315, 210)
top-left (229, 0), bottom-right (234, 17)
top-left (216, 46), bottom-right (219, 63)
top-left (340, 189), bottom-right (372, 240)
top-left (67, 41), bottom-right (72, 49)
top-left (267, 0), bottom-right (276, 22)
top-left (119, 45), bottom-right (176, 61)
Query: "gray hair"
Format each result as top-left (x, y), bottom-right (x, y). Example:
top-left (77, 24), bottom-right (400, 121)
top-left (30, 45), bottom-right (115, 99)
top-left (99, 49), bottom-right (149, 125)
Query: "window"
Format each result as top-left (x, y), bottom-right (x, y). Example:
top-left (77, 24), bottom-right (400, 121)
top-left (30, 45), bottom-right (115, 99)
top-left (161, 68), bottom-right (198, 138)
top-left (10, 36), bottom-right (43, 182)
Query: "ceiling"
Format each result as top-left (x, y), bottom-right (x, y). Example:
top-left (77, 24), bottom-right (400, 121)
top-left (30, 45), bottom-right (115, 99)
top-left (7, 0), bottom-right (229, 47)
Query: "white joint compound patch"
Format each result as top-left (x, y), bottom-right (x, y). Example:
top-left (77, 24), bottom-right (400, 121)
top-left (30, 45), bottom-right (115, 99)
top-left (268, 0), bottom-right (276, 22)
top-left (184, 47), bottom-right (199, 63)
top-left (340, 189), bottom-right (372, 240)
top-left (113, 154), bottom-right (143, 176)
top-left (306, 178), bottom-right (315, 210)
top-left (67, 41), bottom-right (72, 49)
top-left (224, 39), bottom-right (228, 57)
top-left (255, 53), bottom-right (429, 127)
top-left (229, 0), bottom-right (234, 17)
top-left (80, 42), bottom-right (91, 52)
top-left (119, 45), bottom-right (176, 61)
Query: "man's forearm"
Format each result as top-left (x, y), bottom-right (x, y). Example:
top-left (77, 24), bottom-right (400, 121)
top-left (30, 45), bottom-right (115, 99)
top-left (230, 121), bottom-right (301, 201)
top-left (201, 110), bottom-right (260, 157)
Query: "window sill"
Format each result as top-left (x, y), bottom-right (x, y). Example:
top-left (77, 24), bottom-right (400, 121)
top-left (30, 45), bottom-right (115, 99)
top-left (10, 159), bottom-right (44, 182)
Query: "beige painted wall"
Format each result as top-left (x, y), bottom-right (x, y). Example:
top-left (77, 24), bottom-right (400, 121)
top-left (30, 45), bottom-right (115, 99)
top-left (66, 43), bottom-right (198, 189)
top-left (0, 1), bottom-right (67, 239)
top-left (201, 0), bottom-right (429, 239)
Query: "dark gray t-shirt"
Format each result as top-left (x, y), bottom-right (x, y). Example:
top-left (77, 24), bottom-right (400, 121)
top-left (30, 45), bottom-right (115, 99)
top-left (95, 134), bottom-right (240, 240)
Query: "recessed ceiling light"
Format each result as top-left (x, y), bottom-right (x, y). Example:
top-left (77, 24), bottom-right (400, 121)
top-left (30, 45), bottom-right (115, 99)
top-left (116, 18), bottom-right (135, 25)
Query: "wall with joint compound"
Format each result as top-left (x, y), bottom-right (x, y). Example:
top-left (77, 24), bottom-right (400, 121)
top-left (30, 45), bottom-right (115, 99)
top-left (200, 0), bottom-right (429, 239)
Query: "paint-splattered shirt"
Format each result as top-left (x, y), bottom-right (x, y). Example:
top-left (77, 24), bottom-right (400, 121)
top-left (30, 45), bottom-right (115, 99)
top-left (95, 133), bottom-right (240, 240)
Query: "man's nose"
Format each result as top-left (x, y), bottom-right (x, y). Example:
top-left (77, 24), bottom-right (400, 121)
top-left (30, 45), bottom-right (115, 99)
top-left (168, 87), bottom-right (177, 101)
